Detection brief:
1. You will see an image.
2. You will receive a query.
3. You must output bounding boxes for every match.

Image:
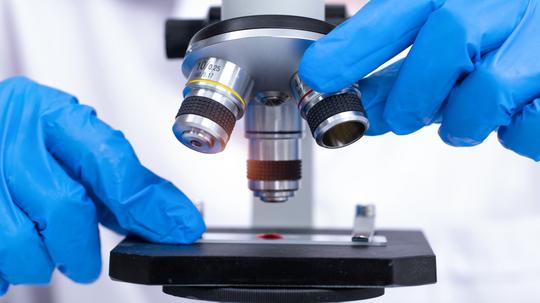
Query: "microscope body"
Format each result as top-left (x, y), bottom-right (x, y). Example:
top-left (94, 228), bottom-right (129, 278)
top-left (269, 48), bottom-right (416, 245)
top-left (171, 0), bottom-right (369, 202)
top-left (108, 4), bottom-right (437, 302)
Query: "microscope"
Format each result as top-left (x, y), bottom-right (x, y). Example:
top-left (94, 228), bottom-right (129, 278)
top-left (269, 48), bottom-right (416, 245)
top-left (171, 2), bottom-right (368, 203)
top-left (109, 1), bottom-right (436, 302)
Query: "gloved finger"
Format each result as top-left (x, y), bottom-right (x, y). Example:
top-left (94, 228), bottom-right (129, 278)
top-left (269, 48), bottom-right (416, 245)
top-left (358, 61), bottom-right (402, 136)
top-left (439, 3), bottom-right (540, 146)
top-left (384, 0), bottom-right (529, 135)
top-left (94, 199), bottom-right (128, 235)
top-left (0, 196), bottom-right (54, 284)
top-left (5, 144), bottom-right (101, 283)
top-left (0, 278), bottom-right (8, 296)
top-left (498, 99), bottom-right (540, 161)
top-left (299, 0), bottom-right (445, 93)
top-left (38, 88), bottom-right (204, 244)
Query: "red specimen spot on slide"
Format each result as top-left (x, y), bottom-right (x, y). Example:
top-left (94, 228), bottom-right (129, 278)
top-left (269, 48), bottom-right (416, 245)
top-left (256, 233), bottom-right (284, 240)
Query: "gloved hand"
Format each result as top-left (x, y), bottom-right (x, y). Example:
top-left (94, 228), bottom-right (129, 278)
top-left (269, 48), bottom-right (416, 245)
top-left (300, 0), bottom-right (540, 160)
top-left (0, 77), bottom-right (205, 295)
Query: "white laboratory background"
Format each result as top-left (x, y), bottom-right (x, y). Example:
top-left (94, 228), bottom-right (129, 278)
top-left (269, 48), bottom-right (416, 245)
top-left (1, 0), bottom-right (539, 302)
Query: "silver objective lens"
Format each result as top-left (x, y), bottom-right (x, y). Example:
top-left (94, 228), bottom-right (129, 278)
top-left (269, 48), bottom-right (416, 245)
top-left (246, 93), bottom-right (302, 203)
top-left (174, 57), bottom-right (254, 153)
top-left (291, 73), bottom-right (369, 149)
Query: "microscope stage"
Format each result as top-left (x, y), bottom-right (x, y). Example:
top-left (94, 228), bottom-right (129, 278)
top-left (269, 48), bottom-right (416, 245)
top-left (109, 228), bottom-right (436, 302)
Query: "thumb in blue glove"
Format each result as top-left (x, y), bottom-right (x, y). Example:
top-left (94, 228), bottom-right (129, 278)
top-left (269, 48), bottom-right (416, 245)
top-left (0, 77), bottom-right (205, 295)
top-left (300, 0), bottom-right (540, 161)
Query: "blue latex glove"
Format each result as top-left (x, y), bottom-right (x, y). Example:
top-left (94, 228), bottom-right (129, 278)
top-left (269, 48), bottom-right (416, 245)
top-left (300, 0), bottom-right (540, 161)
top-left (0, 77), bottom-right (205, 295)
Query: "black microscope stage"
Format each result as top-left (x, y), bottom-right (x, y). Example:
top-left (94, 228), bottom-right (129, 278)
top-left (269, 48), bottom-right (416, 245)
top-left (109, 228), bottom-right (436, 303)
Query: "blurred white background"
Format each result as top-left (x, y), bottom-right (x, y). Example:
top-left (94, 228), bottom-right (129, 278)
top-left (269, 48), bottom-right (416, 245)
top-left (1, 0), bottom-right (539, 302)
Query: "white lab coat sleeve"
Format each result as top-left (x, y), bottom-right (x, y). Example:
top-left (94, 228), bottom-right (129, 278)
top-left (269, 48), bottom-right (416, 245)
top-left (0, 0), bottom-right (20, 77)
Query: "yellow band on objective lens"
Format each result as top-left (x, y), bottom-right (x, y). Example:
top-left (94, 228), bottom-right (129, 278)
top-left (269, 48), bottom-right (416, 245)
top-left (187, 79), bottom-right (246, 108)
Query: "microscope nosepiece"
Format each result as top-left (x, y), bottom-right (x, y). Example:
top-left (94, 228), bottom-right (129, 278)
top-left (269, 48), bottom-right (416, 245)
top-left (174, 57), bottom-right (253, 153)
top-left (291, 73), bottom-right (369, 149)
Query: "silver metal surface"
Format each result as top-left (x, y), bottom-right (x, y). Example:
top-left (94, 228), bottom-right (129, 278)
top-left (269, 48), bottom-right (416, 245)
top-left (188, 87), bottom-right (242, 117)
top-left (314, 111), bottom-right (370, 149)
top-left (246, 100), bottom-right (303, 134)
top-left (248, 138), bottom-right (300, 161)
top-left (222, 0), bottom-right (325, 21)
top-left (184, 29), bottom-right (324, 98)
top-left (175, 57), bottom-right (253, 154)
top-left (254, 191), bottom-right (295, 203)
top-left (351, 205), bottom-right (386, 245)
top-left (198, 232), bottom-right (387, 247)
top-left (173, 115), bottom-right (229, 154)
top-left (246, 98), bottom-right (303, 203)
top-left (255, 91), bottom-right (291, 107)
top-left (291, 73), bottom-right (358, 118)
top-left (290, 72), bottom-right (322, 118)
top-left (291, 73), bottom-right (369, 149)
top-left (248, 181), bottom-right (300, 203)
top-left (249, 180), bottom-right (300, 191)
top-left (252, 136), bottom-right (314, 228)
top-left (184, 57), bottom-right (253, 118)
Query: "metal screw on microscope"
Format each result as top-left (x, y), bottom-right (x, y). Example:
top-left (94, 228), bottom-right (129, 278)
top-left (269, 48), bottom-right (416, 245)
top-left (291, 73), bottom-right (369, 149)
top-left (173, 57), bottom-right (254, 153)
